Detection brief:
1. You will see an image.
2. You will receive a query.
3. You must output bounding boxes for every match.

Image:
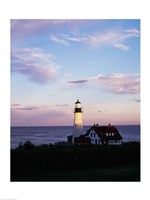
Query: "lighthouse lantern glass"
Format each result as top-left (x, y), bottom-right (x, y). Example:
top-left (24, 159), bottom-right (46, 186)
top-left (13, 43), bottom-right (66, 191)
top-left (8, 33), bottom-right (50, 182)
top-left (75, 103), bottom-right (81, 108)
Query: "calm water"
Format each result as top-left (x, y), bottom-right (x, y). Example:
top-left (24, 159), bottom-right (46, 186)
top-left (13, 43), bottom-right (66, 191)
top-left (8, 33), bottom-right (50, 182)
top-left (11, 125), bottom-right (140, 149)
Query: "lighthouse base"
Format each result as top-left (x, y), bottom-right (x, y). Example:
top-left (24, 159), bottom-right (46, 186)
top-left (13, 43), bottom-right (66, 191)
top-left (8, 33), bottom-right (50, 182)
top-left (73, 126), bottom-right (83, 144)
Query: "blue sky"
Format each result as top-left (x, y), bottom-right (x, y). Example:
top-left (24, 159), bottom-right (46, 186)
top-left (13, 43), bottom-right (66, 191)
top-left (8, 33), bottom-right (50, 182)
top-left (11, 19), bottom-right (140, 126)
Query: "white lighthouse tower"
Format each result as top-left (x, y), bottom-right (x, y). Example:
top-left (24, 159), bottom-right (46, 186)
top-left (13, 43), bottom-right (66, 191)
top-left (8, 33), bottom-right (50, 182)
top-left (73, 99), bottom-right (83, 143)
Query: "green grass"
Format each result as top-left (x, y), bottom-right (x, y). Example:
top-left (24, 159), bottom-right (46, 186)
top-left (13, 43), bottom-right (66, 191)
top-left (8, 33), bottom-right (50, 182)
top-left (11, 165), bottom-right (140, 181)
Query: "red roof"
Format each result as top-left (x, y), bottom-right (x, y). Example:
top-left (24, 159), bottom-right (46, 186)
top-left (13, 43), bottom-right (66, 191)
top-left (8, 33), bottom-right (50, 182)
top-left (85, 125), bottom-right (122, 141)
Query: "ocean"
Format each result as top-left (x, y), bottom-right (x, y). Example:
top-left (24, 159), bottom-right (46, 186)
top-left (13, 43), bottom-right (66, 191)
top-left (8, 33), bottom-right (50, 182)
top-left (11, 125), bottom-right (140, 149)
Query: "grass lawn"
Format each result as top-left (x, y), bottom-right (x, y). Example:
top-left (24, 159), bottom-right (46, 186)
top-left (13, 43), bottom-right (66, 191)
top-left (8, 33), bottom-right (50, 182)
top-left (11, 165), bottom-right (140, 181)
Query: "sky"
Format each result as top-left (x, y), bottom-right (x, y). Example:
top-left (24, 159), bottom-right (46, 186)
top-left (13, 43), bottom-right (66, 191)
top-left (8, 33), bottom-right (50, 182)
top-left (11, 19), bottom-right (140, 126)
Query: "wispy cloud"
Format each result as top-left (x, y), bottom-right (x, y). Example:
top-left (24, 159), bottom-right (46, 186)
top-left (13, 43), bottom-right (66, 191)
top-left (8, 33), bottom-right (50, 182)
top-left (67, 37), bottom-right (84, 42)
top-left (11, 48), bottom-right (58, 84)
top-left (125, 28), bottom-right (140, 36)
top-left (11, 103), bottom-right (20, 106)
top-left (15, 106), bottom-right (39, 111)
top-left (79, 29), bottom-right (139, 50)
top-left (55, 104), bottom-right (68, 107)
top-left (11, 19), bottom-right (82, 31)
top-left (54, 28), bottom-right (140, 51)
top-left (113, 44), bottom-right (130, 51)
top-left (135, 99), bottom-right (140, 103)
top-left (97, 110), bottom-right (107, 112)
top-left (129, 98), bottom-right (140, 103)
top-left (68, 79), bottom-right (88, 84)
top-left (11, 19), bottom-right (87, 42)
top-left (50, 35), bottom-right (69, 46)
top-left (11, 20), bottom-right (69, 34)
top-left (68, 73), bottom-right (140, 94)
top-left (11, 19), bottom-right (139, 51)
top-left (97, 110), bottom-right (106, 112)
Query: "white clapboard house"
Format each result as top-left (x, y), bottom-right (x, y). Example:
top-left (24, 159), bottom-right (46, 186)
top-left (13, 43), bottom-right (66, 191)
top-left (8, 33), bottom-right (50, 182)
top-left (84, 124), bottom-right (122, 145)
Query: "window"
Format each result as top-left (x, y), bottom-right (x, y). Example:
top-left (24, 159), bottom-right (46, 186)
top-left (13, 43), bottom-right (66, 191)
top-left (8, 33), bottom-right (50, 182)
top-left (91, 132), bottom-right (96, 137)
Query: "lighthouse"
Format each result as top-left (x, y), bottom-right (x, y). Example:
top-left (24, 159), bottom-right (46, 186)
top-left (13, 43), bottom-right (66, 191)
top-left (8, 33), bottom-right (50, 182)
top-left (73, 99), bottom-right (83, 143)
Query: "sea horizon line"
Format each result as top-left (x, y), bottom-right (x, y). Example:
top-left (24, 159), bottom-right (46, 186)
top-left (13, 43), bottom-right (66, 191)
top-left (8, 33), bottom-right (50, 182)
top-left (11, 124), bottom-right (140, 127)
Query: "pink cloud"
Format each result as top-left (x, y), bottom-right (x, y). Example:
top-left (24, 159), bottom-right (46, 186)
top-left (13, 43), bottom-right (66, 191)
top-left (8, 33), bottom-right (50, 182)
top-left (11, 48), bottom-right (58, 84)
top-left (11, 19), bottom-right (87, 42)
top-left (11, 19), bottom-right (68, 38)
top-left (94, 73), bottom-right (140, 94)
top-left (68, 73), bottom-right (140, 94)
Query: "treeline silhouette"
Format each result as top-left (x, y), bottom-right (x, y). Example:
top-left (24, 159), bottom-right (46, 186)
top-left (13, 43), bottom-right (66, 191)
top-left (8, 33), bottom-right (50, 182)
top-left (11, 141), bottom-right (140, 180)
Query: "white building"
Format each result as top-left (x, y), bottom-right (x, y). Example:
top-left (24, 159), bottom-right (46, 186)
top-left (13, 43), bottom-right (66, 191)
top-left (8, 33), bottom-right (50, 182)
top-left (85, 124), bottom-right (122, 145)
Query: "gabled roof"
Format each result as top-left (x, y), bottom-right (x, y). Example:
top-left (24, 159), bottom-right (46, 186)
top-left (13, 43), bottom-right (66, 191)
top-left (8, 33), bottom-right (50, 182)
top-left (85, 125), bottom-right (122, 141)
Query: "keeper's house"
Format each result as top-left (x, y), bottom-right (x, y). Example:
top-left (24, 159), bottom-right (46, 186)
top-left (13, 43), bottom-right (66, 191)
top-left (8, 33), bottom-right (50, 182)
top-left (85, 124), bottom-right (122, 145)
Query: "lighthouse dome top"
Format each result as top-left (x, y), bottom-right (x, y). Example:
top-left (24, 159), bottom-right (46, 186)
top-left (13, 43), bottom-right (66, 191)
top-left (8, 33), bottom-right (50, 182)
top-left (75, 99), bottom-right (81, 104)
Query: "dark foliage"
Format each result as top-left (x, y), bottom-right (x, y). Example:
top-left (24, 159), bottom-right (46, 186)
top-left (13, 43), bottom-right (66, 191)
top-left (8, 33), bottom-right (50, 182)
top-left (11, 141), bottom-right (140, 181)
